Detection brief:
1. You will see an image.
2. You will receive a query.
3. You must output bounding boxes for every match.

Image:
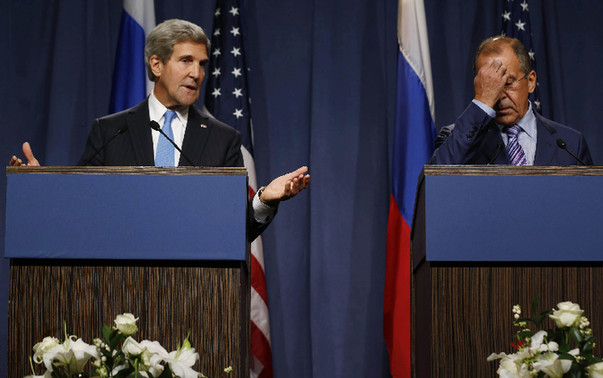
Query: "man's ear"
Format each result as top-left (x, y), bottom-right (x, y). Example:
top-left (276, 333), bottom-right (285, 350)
top-left (149, 55), bottom-right (163, 79)
top-left (527, 70), bottom-right (537, 94)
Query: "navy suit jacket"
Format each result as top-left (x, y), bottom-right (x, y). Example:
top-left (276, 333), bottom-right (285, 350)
top-left (78, 99), bottom-right (270, 240)
top-left (78, 99), bottom-right (243, 167)
top-left (429, 102), bottom-right (593, 165)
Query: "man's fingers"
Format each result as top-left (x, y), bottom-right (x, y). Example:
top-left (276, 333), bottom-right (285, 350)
top-left (21, 142), bottom-right (40, 166)
top-left (287, 165), bottom-right (308, 178)
top-left (23, 142), bottom-right (35, 161)
top-left (9, 156), bottom-right (21, 166)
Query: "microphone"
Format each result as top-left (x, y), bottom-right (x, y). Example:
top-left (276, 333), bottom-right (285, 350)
top-left (81, 126), bottom-right (128, 166)
top-left (487, 140), bottom-right (505, 165)
top-left (149, 121), bottom-right (196, 166)
top-left (556, 138), bottom-right (586, 166)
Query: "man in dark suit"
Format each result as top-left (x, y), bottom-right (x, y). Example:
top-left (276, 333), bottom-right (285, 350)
top-left (10, 19), bottom-right (310, 240)
top-left (430, 36), bottom-right (593, 166)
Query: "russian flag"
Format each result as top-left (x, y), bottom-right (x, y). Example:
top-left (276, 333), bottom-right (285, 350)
top-left (383, 0), bottom-right (435, 376)
top-left (109, 0), bottom-right (155, 113)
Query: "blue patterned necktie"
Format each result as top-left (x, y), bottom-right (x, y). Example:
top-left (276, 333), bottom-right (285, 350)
top-left (155, 110), bottom-right (177, 167)
top-left (505, 125), bottom-right (527, 166)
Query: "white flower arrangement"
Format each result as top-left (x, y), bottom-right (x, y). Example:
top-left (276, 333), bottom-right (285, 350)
top-left (488, 300), bottom-right (603, 378)
top-left (25, 313), bottom-right (230, 378)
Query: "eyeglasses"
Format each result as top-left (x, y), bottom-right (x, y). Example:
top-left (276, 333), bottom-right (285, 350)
top-left (504, 73), bottom-right (528, 90)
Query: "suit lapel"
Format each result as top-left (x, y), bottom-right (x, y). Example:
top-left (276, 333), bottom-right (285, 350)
top-left (481, 122), bottom-right (510, 164)
top-left (180, 106), bottom-right (211, 166)
top-left (126, 99), bottom-right (155, 165)
top-left (534, 113), bottom-right (558, 165)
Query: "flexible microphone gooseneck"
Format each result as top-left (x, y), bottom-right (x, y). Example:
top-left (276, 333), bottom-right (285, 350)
top-left (487, 140), bottom-right (505, 165)
top-left (149, 120), bottom-right (196, 167)
top-left (556, 138), bottom-right (586, 166)
top-left (81, 126), bottom-right (129, 166)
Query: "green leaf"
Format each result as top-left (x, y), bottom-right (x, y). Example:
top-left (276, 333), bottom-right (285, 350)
top-left (102, 324), bottom-right (113, 340)
top-left (582, 338), bottom-right (594, 353)
top-left (570, 327), bottom-right (584, 344)
top-left (108, 330), bottom-right (123, 350)
top-left (532, 310), bottom-right (553, 326)
top-left (582, 353), bottom-right (600, 365)
top-left (158, 363), bottom-right (173, 378)
top-left (558, 352), bottom-right (576, 361)
top-left (531, 295), bottom-right (540, 314)
top-left (565, 364), bottom-right (584, 378)
top-left (517, 330), bottom-right (533, 339)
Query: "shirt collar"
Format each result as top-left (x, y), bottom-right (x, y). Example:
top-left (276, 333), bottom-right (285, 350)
top-left (148, 92), bottom-right (189, 125)
top-left (496, 101), bottom-right (537, 138)
top-left (516, 101), bottom-right (536, 139)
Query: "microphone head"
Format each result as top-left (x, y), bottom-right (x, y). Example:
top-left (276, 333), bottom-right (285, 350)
top-left (149, 120), bottom-right (161, 131)
top-left (556, 138), bottom-right (567, 149)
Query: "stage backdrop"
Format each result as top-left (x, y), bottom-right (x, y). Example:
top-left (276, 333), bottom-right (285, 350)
top-left (2, 1), bottom-right (602, 377)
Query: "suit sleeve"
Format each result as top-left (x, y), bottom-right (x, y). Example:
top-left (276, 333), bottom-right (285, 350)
top-left (578, 134), bottom-right (594, 165)
top-left (429, 102), bottom-right (495, 164)
top-left (77, 119), bottom-right (104, 166)
top-left (224, 130), bottom-right (244, 167)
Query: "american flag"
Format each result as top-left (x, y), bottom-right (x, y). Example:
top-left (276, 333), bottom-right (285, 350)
top-left (502, 0), bottom-right (541, 111)
top-left (204, 1), bottom-right (273, 377)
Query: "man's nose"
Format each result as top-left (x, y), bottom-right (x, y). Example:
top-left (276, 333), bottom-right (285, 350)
top-left (189, 64), bottom-right (201, 79)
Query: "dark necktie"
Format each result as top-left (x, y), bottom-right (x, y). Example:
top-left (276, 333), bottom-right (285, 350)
top-left (505, 125), bottom-right (527, 166)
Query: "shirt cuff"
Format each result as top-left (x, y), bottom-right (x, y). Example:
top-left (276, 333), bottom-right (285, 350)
top-left (472, 99), bottom-right (496, 118)
top-left (252, 187), bottom-right (277, 224)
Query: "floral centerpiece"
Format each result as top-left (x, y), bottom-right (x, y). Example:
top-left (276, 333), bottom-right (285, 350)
top-left (488, 300), bottom-right (603, 377)
top-left (26, 313), bottom-right (229, 378)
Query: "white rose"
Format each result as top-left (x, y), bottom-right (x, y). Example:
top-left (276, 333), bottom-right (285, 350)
top-left (587, 362), bottom-right (603, 378)
top-left (114, 313), bottom-right (139, 335)
top-left (549, 301), bottom-right (583, 328)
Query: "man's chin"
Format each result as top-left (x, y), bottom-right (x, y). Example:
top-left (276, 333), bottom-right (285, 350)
top-left (494, 113), bottom-right (519, 126)
top-left (176, 95), bottom-right (200, 108)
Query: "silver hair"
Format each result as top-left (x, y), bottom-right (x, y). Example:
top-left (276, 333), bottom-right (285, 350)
top-left (144, 19), bottom-right (210, 81)
top-left (472, 35), bottom-right (532, 75)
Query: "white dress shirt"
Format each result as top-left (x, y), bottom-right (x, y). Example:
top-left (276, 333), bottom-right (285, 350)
top-left (472, 99), bottom-right (538, 165)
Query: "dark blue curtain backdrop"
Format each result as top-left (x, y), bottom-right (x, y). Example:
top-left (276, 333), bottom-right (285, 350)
top-left (2, 1), bottom-right (602, 377)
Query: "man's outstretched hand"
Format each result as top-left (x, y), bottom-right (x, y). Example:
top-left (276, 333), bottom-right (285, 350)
top-left (9, 142), bottom-right (40, 166)
top-left (259, 165), bottom-right (310, 207)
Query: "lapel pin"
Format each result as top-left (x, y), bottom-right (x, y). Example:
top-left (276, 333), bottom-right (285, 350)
top-left (200, 124), bottom-right (207, 128)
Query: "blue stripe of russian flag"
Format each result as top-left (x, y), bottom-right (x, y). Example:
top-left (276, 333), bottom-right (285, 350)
top-left (391, 49), bottom-right (435, 223)
top-left (109, 7), bottom-right (149, 113)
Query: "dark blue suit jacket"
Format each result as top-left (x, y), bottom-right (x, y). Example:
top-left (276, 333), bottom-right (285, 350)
top-left (429, 102), bottom-right (593, 165)
top-left (78, 99), bottom-right (242, 167)
top-left (78, 99), bottom-right (270, 240)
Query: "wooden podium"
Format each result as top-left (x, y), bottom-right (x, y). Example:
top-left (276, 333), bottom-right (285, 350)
top-left (5, 166), bottom-right (250, 377)
top-left (411, 165), bottom-right (603, 377)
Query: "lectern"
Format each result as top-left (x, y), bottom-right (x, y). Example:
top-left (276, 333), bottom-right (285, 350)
top-left (5, 166), bottom-right (250, 377)
top-left (412, 165), bottom-right (603, 377)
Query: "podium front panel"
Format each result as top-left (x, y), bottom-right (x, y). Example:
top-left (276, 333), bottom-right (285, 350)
top-left (425, 173), bottom-right (603, 261)
top-left (5, 169), bottom-right (246, 260)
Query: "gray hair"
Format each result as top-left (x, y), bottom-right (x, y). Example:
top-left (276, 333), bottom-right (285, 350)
top-left (472, 36), bottom-right (532, 75)
top-left (144, 19), bottom-right (211, 81)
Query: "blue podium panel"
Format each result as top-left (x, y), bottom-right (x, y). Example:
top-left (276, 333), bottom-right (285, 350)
top-left (5, 169), bottom-right (247, 260)
top-left (425, 172), bottom-right (603, 262)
